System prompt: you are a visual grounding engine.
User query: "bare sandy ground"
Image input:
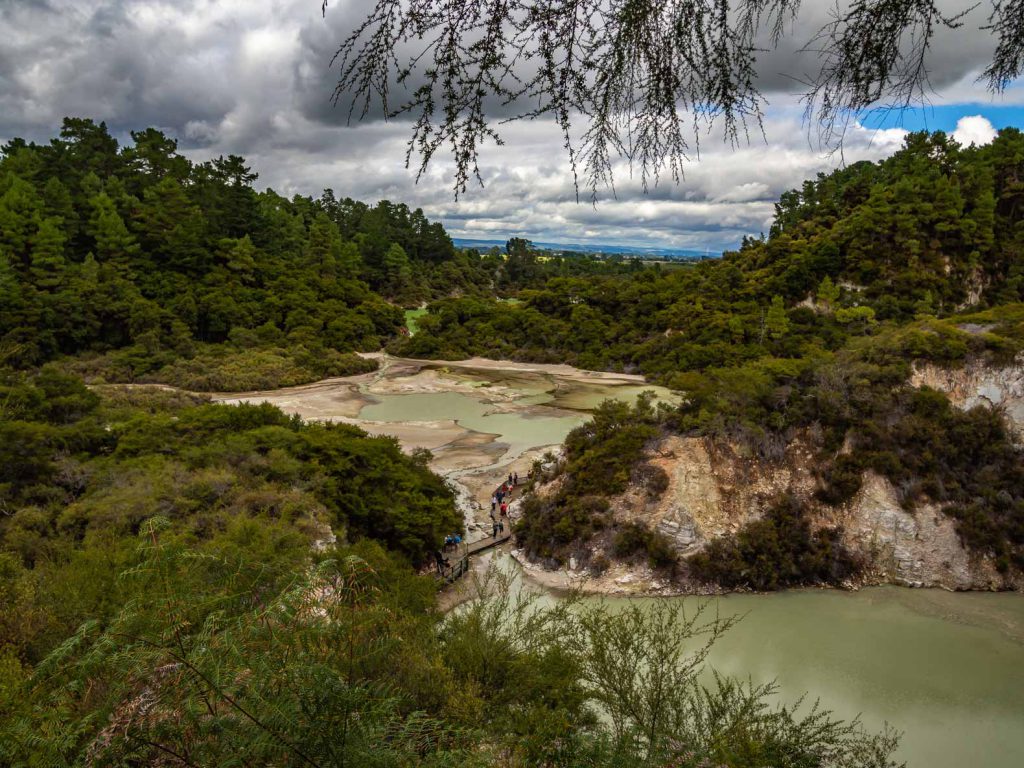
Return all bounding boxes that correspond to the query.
[215,376,377,420]
[213,353,659,473]
[361,352,653,383]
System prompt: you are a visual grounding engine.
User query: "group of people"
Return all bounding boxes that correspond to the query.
[489,471,520,538]
[434,533,464,575]
[433,470,524,576]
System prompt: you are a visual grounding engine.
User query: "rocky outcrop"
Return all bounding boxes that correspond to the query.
[608,436,814,557]
[835,472,1003,590]
[519,358,1024,595]
[911,358,1024,438]
[593,435,1014,592]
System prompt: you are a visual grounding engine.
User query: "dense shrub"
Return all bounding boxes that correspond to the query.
[516,396,661,564]
[151,346,377,391]
[612,522,678,569]
[688,496,861,590]
[0,371,460,569]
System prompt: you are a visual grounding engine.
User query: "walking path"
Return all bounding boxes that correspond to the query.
[439,530,513,584]
[438,476,520,584]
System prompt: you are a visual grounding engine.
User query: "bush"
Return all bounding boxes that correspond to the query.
[612,522,678,570]
[688,495,861,590]
[149,347,377,391]
[516,396,661,564]
[631,462,670,497]
[816,454,864,505]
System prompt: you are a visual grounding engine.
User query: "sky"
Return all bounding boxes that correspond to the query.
[1,0,1022,253]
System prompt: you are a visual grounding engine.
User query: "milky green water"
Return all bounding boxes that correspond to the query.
[645,588,1024,768]
[496,560,1024,768]
[360,390,586,458]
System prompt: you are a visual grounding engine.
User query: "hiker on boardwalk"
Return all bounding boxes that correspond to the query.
[492,519,500,538]
[500,501,508,517]
[434,550,449,575]
[508,473,513,486]
[491,493,497,513]
[513,471,519,487]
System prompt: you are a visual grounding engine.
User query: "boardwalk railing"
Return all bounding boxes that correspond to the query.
[438,529,513,584]
[437,477,520,584]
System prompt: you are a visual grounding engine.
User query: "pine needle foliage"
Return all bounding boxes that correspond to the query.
[325,1,1022,198]
[2,544,903,767]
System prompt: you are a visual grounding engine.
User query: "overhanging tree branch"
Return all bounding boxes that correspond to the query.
[321,1,1020,199]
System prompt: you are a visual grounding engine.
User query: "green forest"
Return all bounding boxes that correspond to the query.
[7,119,1024,765]
[0,119,497,390]
[0,122,636,392]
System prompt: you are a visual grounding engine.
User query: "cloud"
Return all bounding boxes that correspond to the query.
[0,1,1010,251]
[953,115,998,146]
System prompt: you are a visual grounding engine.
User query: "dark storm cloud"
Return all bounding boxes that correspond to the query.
[0,0,1011,251]
[747,0,1000,96]
[302,0,1004,125]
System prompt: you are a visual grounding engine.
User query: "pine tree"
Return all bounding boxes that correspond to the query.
[41,177,75,225]
[914,290,936,318]
[383,243,412,294]
[0,176,43,270]
[88,192,139,270]
[137,177,206,273]
[29,217,66,289]
[123,127,190,194]
[728,315,745,343]
[79,170,103,201]
[766,295,790,340]
[80,252,100,285]
[224,235,257,278]
[337,241,362,279]
[305,213,342,277]
[0,251,19,311]
[816,275,840,311]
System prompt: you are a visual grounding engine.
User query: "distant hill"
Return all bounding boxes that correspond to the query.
[452,237,718,260]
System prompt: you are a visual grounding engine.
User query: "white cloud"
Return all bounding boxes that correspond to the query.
[953,115,998,146]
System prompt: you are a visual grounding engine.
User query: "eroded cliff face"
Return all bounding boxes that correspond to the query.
[519,359,1024,594]
[599,435,1012,592]
[911,358,1024,438]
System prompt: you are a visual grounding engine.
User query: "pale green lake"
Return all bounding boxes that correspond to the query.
[490,558,1024,768]
[642,588,1024,768]
[360,391,586,458]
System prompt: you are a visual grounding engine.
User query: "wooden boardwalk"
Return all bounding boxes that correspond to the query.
[439,530,512,584]
[438,477,519,584]
[466,530,512,556]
